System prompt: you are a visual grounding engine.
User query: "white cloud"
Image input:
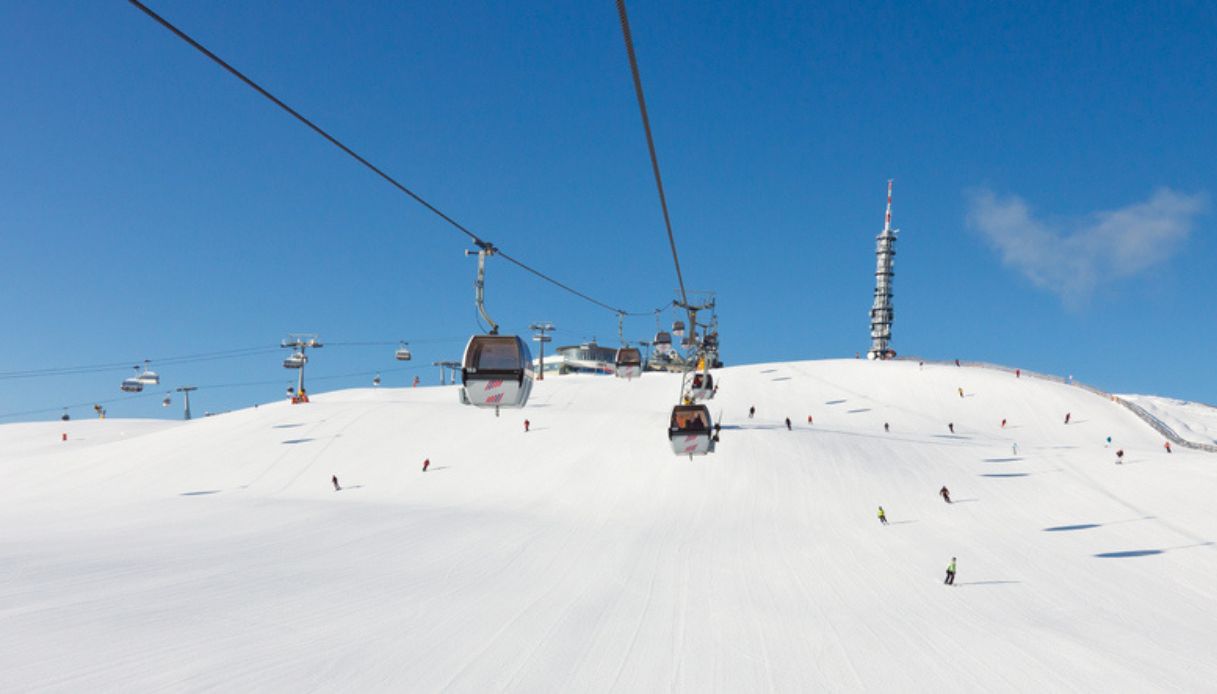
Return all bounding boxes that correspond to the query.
[966,188,1208,306]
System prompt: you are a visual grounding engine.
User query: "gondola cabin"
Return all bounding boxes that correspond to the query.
[653,331,672,354]
[672,320,685,337]
[395,344,412,361]
[614,347,643,380]
[120,377,143,393]
[688,372,715,400]
[136,368,160,385]
[460,334,534,410]
[669,404,715,456]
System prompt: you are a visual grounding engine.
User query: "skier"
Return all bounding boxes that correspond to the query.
[940,486,952,503]
[954,359,961,367]
[944,557,957,585]
[878,506,888,525]
[884,422,890,433]
[1001,418,1007,428]
[1164,441,1172,454]
[524,419,530,433]
[1015,368,1021,378]
[413,376,420,387]
[749,406,756,419]
[331,475,341,492]
[958,387,964,398]
[785,417,792,431]
[1115,449,1124,464]
[1106,435,1112,448]
[807,415,814,424]
[948,422,955,434]
[1012,441,1019,455]
[919,361,924,370]
[422,458,431,472]
[1064,412,1071,425]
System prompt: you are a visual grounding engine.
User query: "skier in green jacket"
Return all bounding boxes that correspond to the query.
[878,506,888,525]
[944,557,957,585]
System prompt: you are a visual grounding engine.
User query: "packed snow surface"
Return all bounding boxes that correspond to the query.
[3,359,1216,692]
[1121,393,1217,447]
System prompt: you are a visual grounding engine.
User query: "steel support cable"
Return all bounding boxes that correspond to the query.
[614,0,689,310]
[128,0,656,318]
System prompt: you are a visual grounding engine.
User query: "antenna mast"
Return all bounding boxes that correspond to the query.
[867,180,898,360]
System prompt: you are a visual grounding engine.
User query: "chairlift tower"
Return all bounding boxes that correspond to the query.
[175,386,197,420]
[867,180,898,360]
[530,322,555,380]
[281,333,322,402]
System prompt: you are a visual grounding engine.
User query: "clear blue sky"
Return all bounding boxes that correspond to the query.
[2,1,1214,421]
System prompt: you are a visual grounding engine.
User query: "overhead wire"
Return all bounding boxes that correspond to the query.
[127,0,657,319]
[614,0,690,310]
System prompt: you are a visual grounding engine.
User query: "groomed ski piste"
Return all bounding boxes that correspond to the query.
[3,359,1216,692]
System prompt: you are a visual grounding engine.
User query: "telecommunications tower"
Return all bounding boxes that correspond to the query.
[867,180,898,359]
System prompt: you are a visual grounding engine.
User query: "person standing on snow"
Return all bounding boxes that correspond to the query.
[945,557,957,585]
[940,486,952,503]
[1001,418,1007,428]
[332,475,341,492]
[1115,449,1124,464]
[1164,441,1172,454]
[1106,436,1112,448]
[948,423,955,434]
[807,415,814,424]
[884,422,890,433]
[749,406,756,419]
[878,506,888,525]
[524,419,530,433]
[422,458,431,472]
[1064,412,1071,425]
[785,417,792,431]
[958,387,964,398]
[1015,368,1021,378]
[1012,441,1019,455]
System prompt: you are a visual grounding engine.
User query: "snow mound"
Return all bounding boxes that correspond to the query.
[2,359,1216,692]
[1120,393,1217,447]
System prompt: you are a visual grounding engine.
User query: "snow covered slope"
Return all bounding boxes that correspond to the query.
[1120,393,1217,447]
[2,360,1216,692]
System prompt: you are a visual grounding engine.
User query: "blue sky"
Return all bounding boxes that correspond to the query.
[2,0,1214,421]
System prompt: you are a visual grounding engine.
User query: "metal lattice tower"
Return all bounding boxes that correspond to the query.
[867,180,899,359]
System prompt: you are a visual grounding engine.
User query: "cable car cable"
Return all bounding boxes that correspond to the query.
[614,0,689,310]
[128,0,657,318]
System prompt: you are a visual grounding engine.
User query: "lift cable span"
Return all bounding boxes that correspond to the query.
[128,0,660,319]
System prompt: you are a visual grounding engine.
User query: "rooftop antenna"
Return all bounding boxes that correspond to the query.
[867,180,898,360]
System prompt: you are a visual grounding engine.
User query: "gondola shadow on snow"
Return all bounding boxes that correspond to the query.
[933,434,973,440]
[720,424,784,431]
[1044,516,1154,532]
[1095,542,1214,559]
[824,399,847,405]
[281,438,316,445]
[180,490,222,496]
[846,408,872,414]
[272,423,306,429]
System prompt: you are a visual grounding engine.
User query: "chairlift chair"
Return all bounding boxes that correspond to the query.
[395,342,412,361]
[460,334,534,411]
[669,404,716,457]
[121,365,144,393]
[136,360,159,385]
[283,351,307,369]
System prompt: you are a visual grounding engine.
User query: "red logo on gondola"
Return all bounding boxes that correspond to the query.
[484,380,503,391]
[485,393,504,404]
